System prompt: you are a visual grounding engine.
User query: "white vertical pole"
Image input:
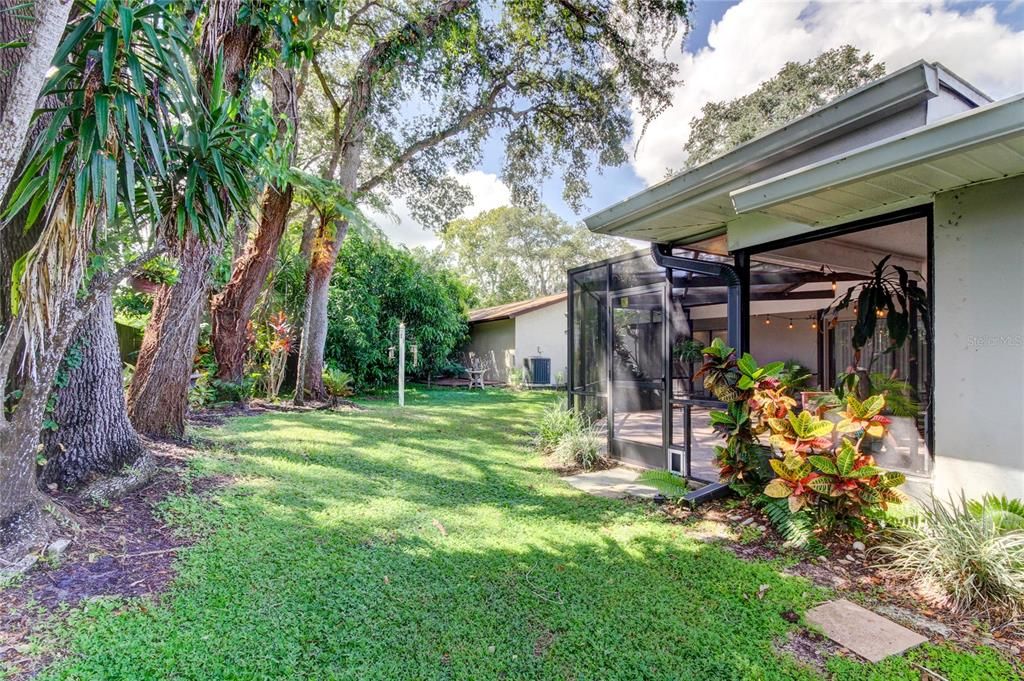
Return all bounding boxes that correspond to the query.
[398,321,406,407]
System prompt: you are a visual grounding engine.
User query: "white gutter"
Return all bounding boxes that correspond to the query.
[730,94,1024,215]
[585,61,940,234]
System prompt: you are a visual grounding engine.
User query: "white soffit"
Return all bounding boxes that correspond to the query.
[730,95,1024,225]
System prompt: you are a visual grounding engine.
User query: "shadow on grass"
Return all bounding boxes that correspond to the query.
[35,390,1014,681]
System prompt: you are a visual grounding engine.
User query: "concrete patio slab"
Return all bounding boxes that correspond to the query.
[561,467,660,499]
[805,599,927,663]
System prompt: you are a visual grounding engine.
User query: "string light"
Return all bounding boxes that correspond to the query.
[764,316,771,325]
[788,320,794,330]
[811,320,818,330]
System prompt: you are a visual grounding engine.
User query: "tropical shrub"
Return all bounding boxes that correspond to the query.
[188,373,216,410]
[875,495,1024,618]
[778,361,813,392]
[262,311,295,400]
[967,495,1024,531]
[694,338,745,402]
[210,378,256,404]
[698,338,908,542]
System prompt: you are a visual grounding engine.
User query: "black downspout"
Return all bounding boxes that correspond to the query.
[650,243,748,353]
[566,270,574,411]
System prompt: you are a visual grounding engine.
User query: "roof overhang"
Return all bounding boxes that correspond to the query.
[584,61,941,243]
[467,291,568,324]
[730,94,1024,225]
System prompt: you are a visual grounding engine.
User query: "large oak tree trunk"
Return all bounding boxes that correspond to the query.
[127,233,212,437]
[0,0,73,200]
[125,0,260,431]
[210,67,297,383]
[41,292,151,493]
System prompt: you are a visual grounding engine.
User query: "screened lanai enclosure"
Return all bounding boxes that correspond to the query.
[567,210,932,485]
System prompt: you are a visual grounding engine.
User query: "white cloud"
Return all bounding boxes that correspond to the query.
[366,170,511,248]
[457,170,513,218]
[632,0,1024,185]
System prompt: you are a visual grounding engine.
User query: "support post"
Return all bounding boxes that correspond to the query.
[399,321,406,407]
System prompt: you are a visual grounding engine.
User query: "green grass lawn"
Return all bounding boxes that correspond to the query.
[32,389,1016,680]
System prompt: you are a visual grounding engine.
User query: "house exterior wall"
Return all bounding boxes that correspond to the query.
[513,300,568,385]
[464,319,515,383]
[933,174,1024,499]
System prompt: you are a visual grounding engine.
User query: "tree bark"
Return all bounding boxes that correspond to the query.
[0,184,98,556]
[294,216,347,402]
[0,0,73,201]
[41,292,150,492]
[125,0,261,430]
[210,66,297,383]
[127,232,212,437]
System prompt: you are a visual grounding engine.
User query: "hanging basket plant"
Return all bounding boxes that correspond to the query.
[824,255,929,353]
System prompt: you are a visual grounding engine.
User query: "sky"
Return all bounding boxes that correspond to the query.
[371,0,1024,248]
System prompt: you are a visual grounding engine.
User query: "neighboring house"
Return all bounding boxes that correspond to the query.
[571,60,1023,500]
[463,292,567,385]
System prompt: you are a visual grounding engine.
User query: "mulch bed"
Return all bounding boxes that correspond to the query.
[187,399,363,427]
[541,454,618,477]
[654,497,1024,669]
[0,437,226,679]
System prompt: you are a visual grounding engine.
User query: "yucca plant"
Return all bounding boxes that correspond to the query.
[0,0,254,550]
[875,495,1024,619]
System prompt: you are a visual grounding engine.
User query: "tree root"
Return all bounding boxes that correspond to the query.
[82,450,157,505]
[0,497,57,569]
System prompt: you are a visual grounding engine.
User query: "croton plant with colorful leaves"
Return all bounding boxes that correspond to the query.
[700,338,907,531]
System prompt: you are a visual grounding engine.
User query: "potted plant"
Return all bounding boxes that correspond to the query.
[823,255,928,379]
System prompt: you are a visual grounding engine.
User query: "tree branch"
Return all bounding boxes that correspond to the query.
[357,79,510,195]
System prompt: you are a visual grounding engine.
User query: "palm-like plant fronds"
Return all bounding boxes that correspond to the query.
[637,470,691,499]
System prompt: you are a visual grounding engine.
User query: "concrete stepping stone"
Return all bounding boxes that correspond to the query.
[805,599,928,662]
[561,467,659,499]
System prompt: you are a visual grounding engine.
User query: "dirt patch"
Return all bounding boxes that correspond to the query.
[0,437,226,679]
[533,629,557,658]
[775,628,844,675]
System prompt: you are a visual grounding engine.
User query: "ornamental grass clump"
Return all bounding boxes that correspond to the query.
[535,402,579,451]
[874,494,1024,620]
[535,401,605,470]
[553,424,604,471]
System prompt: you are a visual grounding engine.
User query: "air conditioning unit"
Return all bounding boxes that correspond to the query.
[525,357,551,385]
